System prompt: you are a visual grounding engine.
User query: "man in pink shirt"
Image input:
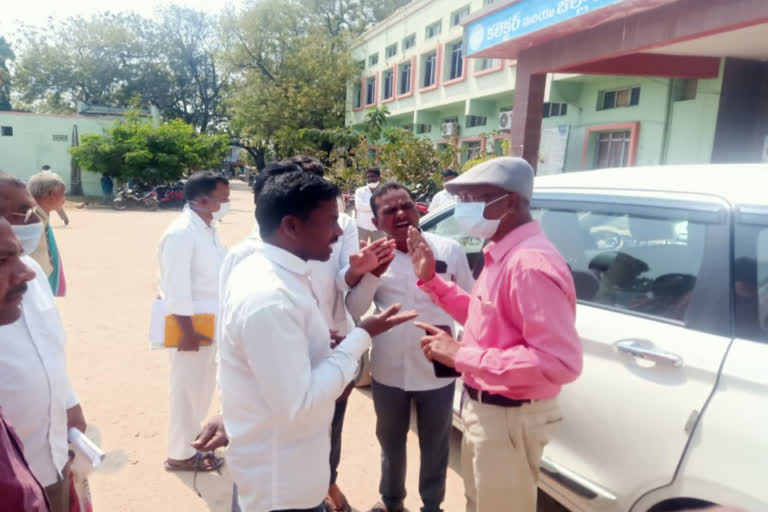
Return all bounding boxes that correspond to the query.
[407,157,583,512]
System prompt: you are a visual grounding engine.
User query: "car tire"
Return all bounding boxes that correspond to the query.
[353,349,372,388]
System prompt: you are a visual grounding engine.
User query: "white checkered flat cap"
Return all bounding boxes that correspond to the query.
[445,157,534,201]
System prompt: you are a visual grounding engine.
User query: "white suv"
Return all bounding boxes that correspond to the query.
[419,164,768,512]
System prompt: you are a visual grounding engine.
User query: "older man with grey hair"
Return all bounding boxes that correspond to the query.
[407,157,583,512]
[28,170,67,296]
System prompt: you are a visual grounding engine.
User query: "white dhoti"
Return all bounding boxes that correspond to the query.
[167,346,217,460]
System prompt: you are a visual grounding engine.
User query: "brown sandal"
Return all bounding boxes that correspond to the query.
[164,452,223,472]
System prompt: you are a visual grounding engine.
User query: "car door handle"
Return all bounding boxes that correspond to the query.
[615,339,684,368]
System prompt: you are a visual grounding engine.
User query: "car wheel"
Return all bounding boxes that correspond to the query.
[353,349,372,387]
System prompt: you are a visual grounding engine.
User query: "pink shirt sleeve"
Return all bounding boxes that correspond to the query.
[454,267,583,389]
[417,273,472,325]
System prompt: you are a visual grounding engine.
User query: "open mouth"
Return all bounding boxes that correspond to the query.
[394,220,410,231]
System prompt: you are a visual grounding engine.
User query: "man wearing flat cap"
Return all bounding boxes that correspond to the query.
[406,157,583,512]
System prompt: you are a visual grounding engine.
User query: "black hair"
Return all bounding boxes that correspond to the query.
[366,167,381,176]
[41,165,51,171]
[184,171,229,202]
[257,171,340,238]
[290,155,325,177]
[370,182,413,217]
[442,169,459,179]
[252,161,303,203]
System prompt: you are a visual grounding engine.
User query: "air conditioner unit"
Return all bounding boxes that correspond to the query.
[441,121,458,137]
[498,110,512,131]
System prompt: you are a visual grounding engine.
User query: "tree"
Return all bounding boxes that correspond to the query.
[69,113,229,185]
[378,128,443,196]
[13,9,229,131]
[0,36,15,111]
[301,0,413,36]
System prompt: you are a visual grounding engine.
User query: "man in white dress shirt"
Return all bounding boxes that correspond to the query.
[159,171,229,473]
[219,171,415,512]
[346,182,474,512]
[427,169,458,213]
[0,172,87,512]
[354,168,385,243]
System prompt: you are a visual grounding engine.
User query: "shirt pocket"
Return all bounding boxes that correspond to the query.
[466,298,499,341]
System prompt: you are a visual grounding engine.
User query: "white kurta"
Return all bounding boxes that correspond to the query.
[0,256,78,486]
[157,206,225,460]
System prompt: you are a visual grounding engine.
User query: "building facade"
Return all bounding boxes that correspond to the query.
[347,0,767,173]
[0,104,159,196]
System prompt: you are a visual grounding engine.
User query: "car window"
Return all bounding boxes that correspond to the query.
[734,221,768,343]
[421,209,485,278]
[536,207,708,323]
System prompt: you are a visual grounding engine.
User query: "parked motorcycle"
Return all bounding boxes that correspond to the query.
[113,186,159,211]
[154,181,186,209]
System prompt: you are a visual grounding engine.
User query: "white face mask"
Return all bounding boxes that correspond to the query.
[211,200,231,220]
[454,194,508,239]
[368,181,380,190]
[12,223,44,255]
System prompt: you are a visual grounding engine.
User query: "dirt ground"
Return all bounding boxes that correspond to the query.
[53,180,469,512]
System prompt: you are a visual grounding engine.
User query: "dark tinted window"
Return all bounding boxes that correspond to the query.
[535,207,708,323]
[734,221,768,343]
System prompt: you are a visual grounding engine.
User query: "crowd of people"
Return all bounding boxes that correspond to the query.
[155,155,583,512]
[0,158,742,512]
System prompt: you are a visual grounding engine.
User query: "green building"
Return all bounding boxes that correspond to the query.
[0,104,158,195]
[347,0,764,173]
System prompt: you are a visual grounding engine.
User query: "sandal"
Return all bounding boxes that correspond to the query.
[164,452,224,472]
[324,495,352,512]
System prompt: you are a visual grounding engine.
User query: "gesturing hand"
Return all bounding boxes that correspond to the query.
[407,226,436,282]
[191,414,229,451]
[349,238,396,275]
[360,304,418,338]
[416,321,460,368]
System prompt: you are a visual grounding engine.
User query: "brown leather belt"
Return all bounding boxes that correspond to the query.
[464,385,531,408]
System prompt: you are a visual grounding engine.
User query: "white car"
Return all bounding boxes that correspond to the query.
[418,164,768,512]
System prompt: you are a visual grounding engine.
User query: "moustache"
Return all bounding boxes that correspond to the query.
[4,282,28,302]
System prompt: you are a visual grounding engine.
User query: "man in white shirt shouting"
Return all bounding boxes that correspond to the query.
[346,182,474,512]
[0,172,87,512]
[159,171,230,473]
[354,168,385,243]
[219,171,416,512]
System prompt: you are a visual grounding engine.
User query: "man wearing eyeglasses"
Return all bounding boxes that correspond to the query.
[0,172,86,512]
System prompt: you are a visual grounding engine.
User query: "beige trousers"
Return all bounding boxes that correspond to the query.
[461,396,562,512]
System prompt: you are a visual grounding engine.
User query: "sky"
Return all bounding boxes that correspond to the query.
[1,0,245,38]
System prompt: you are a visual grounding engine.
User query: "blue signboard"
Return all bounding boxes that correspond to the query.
[465,0,625,55]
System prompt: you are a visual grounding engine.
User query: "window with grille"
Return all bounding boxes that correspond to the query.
[365,77,376,105]
[451,6,470,26]
[369,53,379,67]
[403,34,416,50]
[448,41,463,80]
[595,131,631,168]
[477,58,500,72]
[382,70,394,100]
[464,141,483,160]
[465,115,487,128]
[543,102,568,118]
[386,44,398,58]
[354,83,362,108]
[426,21,442,39]
[416,124,432,134]
[598,87,640,110]
[399,63,412,94]
[0,126,12,137]
[422,53,437,88]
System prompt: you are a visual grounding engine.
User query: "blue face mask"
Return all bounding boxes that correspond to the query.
[453,194,508,239]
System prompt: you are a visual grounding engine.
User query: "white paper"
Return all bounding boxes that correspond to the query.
[68,428,105,468]
[149,299,218,350]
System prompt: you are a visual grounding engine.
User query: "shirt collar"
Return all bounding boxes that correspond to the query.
[484,220,542,263]
[183,204,212,230]
[261,242,311,277]
[33,205,49,223]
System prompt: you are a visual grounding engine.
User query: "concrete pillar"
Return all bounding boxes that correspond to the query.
[509,57,546,172]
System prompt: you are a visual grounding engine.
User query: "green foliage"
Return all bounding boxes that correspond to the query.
[0,36,14,110]
[13,9,228,131]
[378,129,442,193]
[461,135,509,171]
[69,113,229,184]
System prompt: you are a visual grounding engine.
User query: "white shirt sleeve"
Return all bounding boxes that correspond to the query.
[235,300,370,423]
[335,217,360,293]
[355,188,371,217]
[160,231,195,316]
[345,273,380,321]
